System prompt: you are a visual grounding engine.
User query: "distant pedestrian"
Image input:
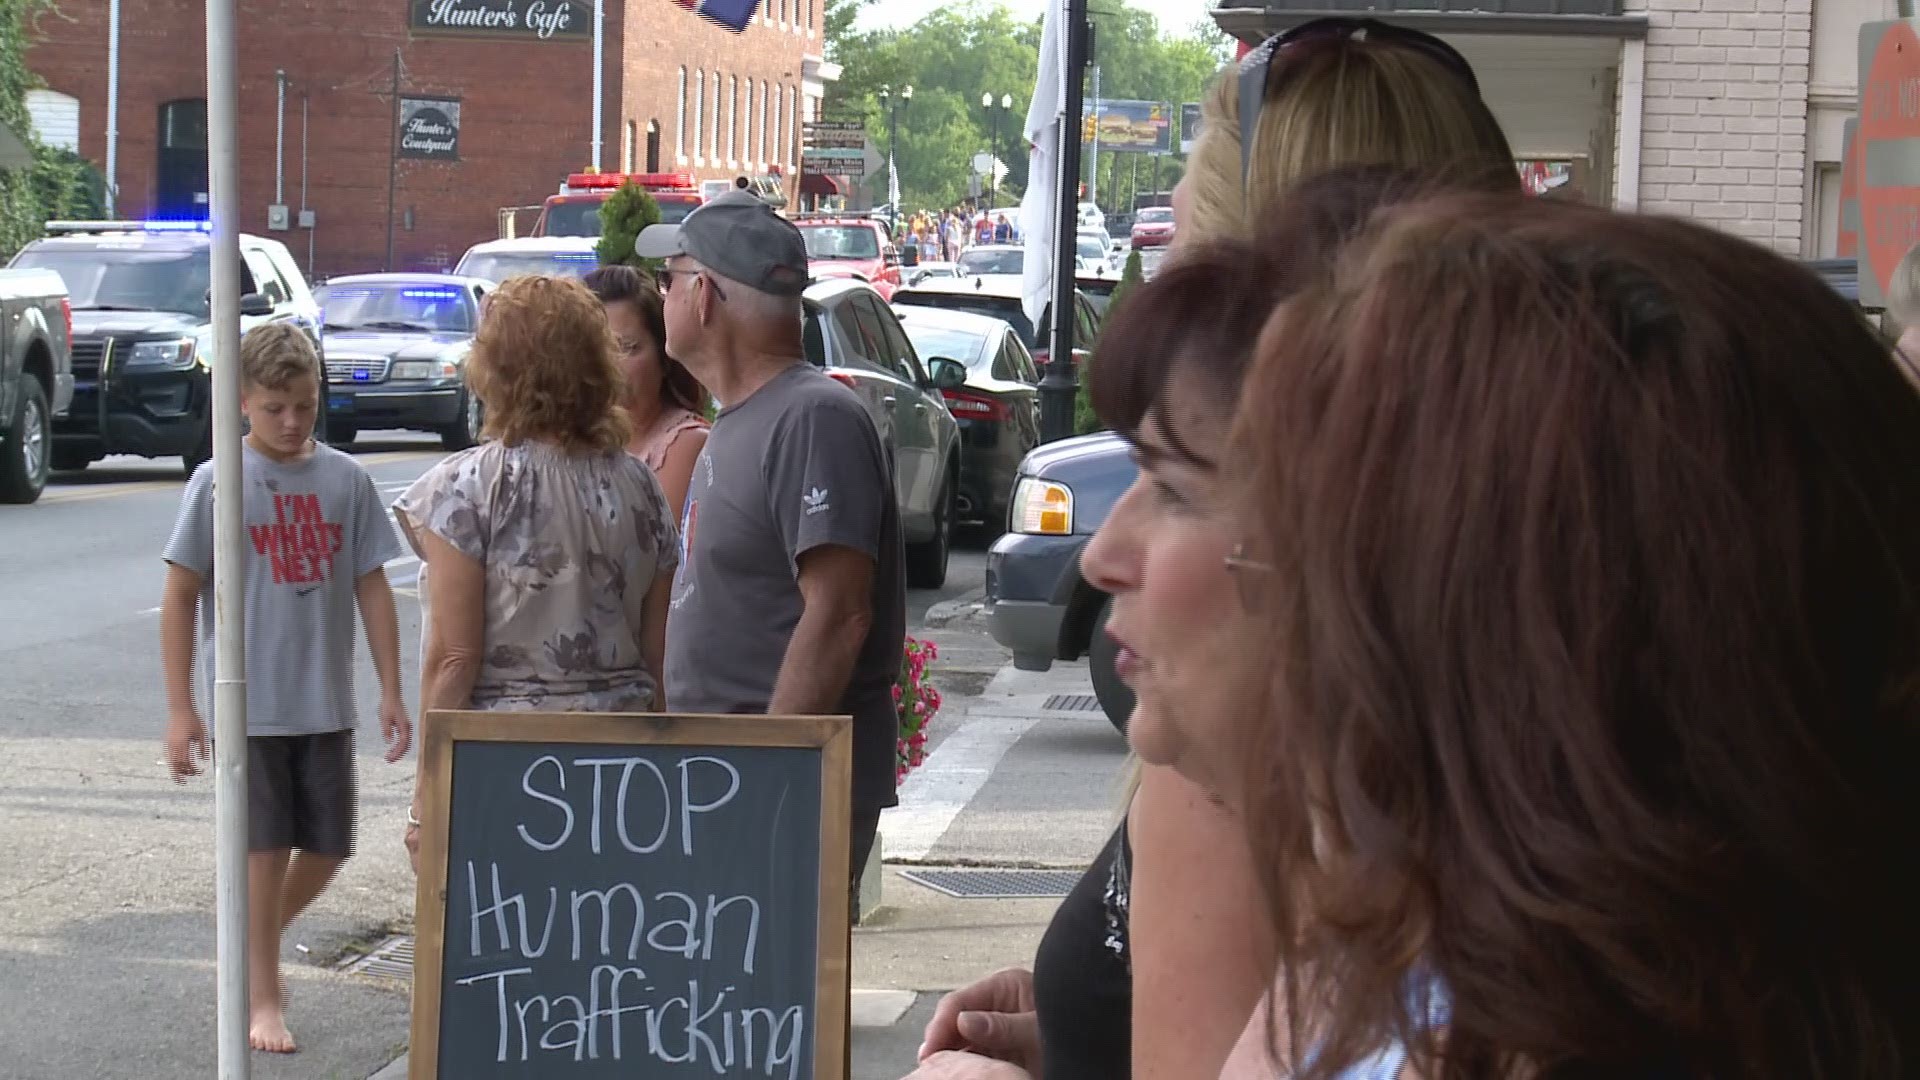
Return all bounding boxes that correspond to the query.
[636,190,905,912]
[160,321,411,1054]
[994,213,1014,244]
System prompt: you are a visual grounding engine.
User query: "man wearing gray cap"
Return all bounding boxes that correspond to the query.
[639,190,904,909]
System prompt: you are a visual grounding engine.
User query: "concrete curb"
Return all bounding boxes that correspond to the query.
[923,588,988,629]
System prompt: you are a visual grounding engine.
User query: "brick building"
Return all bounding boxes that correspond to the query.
[24,0,831,280]
[1214,0,1897,259]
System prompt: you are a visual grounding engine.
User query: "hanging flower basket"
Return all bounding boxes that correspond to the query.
[894,635,942,784]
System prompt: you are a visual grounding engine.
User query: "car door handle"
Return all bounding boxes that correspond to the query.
[883,395,897,406]
[913,401,927,410]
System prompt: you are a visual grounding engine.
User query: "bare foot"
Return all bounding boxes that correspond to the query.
[249,1004,297,1053]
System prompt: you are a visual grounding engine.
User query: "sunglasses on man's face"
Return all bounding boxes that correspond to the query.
[1237,17,1481,189]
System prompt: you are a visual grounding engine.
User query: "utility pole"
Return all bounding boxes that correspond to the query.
[1041,0,1089,443]
[1087,63,1100,210]
[384,48,400,272]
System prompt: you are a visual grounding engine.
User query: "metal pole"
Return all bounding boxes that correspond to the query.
[274,70,285,206]
[591,0,603,170]
[203,0,250,1067]
[105,0,120,216]
[1041,0,1088,443]
[1087,64,1099,210]
[302,92,314,278]
[987,107,998,211]
[385,48,399,272]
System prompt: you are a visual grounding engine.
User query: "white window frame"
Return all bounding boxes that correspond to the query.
[676,68,688,162]
[692,69,705,164]
[727,76,738,166]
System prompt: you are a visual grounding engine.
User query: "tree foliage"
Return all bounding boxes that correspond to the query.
[0,0,106,259]
[825,0,1226,213]
[594,181,663,270]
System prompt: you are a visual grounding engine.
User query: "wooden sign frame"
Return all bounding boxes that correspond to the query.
[408,710,853,1079]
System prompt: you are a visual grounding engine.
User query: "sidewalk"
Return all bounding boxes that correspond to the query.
[365,658,1122,1079]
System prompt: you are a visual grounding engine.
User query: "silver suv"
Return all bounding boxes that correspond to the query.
[802,277,966,588]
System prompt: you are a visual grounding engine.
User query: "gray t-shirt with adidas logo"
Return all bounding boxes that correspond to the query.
[664,362,905,812]
[163,441,404,736]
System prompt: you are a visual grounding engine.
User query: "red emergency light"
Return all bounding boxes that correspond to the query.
[565,171,697,191]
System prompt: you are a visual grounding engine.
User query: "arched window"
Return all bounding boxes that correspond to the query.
[624,118,638,173]
[676,69,688,161]
[692,69,704,162]
[727,76,738,164]
[155,98,208,217]
[646,119,662,173]
[710,73,722,162]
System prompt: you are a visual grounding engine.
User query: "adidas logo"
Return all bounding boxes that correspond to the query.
[803,486,829,515]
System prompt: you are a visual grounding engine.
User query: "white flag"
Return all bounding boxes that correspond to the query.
[888,153,901,221]
[1020,0,1067,332]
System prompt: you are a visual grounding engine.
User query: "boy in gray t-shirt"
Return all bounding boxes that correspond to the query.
[159,323,409,1055]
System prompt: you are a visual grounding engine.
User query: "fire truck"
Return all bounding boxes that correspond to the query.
[501,171,708,240]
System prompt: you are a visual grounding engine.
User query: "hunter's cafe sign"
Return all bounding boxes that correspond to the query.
[409,0,589,40]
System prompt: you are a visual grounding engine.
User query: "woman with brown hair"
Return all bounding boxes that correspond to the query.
[1119,197,1920,1076]
[394,275,680,864]
[582,264,710,518]
[912,20,1520,1080]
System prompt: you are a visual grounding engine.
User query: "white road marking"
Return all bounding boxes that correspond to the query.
[881,704,1039,860]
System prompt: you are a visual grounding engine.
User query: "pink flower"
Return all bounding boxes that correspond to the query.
[892,684,904,704]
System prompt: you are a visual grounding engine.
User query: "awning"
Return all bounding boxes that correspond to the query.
[801,172,843,197]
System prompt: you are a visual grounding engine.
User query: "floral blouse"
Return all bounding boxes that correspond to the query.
[393,440,680,713]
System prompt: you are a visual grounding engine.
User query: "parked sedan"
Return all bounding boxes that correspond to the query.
[892,275,1104,373]
[802,277,966,588]
[452,237,599,283]
[893,305,1041,532]
[314,274,490,448]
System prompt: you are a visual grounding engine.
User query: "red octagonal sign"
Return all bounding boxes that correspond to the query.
[1860,20,1920,304]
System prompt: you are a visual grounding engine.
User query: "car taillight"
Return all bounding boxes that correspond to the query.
[827,371,859,391]
[941,389,1007,421]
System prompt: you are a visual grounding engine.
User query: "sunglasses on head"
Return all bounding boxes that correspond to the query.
[1237,17,1482,189]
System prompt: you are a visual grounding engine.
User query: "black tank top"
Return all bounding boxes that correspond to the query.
[1032,818,1133,1080]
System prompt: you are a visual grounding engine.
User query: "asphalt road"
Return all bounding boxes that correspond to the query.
[2,433,1118,1080]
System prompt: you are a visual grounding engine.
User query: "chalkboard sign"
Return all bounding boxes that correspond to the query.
[410,711,852,1079]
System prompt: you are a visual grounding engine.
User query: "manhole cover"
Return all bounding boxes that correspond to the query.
[899,868,1084,898]
[337,934,413,983]
[1043,693,1101,712]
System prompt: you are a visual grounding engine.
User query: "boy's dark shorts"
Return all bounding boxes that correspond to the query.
[248,731,355,856]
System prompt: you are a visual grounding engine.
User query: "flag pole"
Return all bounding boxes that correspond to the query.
[1040,0,1088,442]
[204,0,251,1067]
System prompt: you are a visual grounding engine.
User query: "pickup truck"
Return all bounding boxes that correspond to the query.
[0,267,73,503]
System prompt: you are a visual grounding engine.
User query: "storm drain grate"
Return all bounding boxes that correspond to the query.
[899,868,1084,899]
[337,934,413,983]
[1042,693,1102,713]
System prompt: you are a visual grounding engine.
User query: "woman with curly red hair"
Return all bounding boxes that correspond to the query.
[393,274,681,866]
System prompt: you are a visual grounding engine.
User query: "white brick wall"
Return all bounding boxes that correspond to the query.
[1625,0,1813,253]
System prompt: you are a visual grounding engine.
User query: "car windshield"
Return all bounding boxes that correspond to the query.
[15,248,212,316]
[1076,236,1107,261]
[900,324,989,374]
[541,194,698,238]
[895,293,1036,347]
[801,225,881,261]
[454,250,598,283]
[316,282,471,334]
[957,249,1023,276]
[1136,207,1173,223]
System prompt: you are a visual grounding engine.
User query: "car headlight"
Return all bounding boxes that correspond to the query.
[390,359,460,381]
[125,338,197,369]
[1010,477,1073,535]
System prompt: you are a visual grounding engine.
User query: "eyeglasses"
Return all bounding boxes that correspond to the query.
[660,267,727,302]
[1237,17,1481,189]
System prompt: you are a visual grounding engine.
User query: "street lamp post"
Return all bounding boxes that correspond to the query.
[880,84,913,214]
[981,92,1012,210]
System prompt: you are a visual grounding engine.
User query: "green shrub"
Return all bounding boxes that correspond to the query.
[0,2,108,259]
[593,181,663,271]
